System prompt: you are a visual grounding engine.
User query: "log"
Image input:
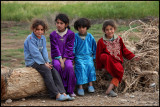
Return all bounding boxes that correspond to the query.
[1,65,47,100]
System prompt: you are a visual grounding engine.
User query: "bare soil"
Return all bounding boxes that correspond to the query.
[1,90,159,106]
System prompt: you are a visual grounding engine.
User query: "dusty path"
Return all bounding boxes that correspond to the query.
[1,90,159,106]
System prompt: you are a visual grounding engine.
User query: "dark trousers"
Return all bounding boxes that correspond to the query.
[31,63,66,98]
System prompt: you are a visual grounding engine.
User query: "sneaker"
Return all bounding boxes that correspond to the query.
[66,95,75,101]
[77,88,84,96]
[70,92,76,97]
[56,94,68,101]
[88,86,95,93]
[107,90,117,97]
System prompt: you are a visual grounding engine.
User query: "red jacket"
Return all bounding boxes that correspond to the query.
[96,36,135,70]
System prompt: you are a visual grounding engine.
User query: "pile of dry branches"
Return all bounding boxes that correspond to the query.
[95,19,159,93]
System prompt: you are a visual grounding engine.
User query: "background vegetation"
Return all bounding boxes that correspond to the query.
[1,1,159,21]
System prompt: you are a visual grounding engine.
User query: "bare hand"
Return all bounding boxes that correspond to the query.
[62,58,66,63]
[60,62,65,70]
[134,55,140,61]
[45,62,53,69]
[59,58,65,70]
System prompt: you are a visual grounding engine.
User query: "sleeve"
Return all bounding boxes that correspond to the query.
[42,37,50,63]
[63,32,75,59]
[73,35,76,55]
[28,39,45,65]
[55,56,62,59]
[96,39,103,70]
[120,37,135,60]
[92,36,97,59]
[50,33,61,59]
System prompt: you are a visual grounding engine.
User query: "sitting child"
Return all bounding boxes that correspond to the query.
[73,18,97,96]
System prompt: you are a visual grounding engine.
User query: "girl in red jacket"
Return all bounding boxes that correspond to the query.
[96,20,140,97]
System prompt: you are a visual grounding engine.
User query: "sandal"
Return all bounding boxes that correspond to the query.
[107,90,117,97]
[70,92,76,97]
[77,88,84,96]
[56,94,68,101]
[67,95,75,101]
[88,86,95,93]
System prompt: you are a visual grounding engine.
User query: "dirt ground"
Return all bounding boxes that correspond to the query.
[1,19,159,106]
[1,90,159,106]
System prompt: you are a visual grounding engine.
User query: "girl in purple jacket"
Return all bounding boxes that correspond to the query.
[50,13,76,97]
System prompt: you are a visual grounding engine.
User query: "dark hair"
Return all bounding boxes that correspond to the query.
[74,18,91,31]
[102,20,117,31]
[31,19,48,33]
[55,13,70,29]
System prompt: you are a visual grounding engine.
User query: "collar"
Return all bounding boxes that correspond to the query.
[103,34,118,41]
[32,32,43,40]
[56,28,68,37]
[78,32,87,36]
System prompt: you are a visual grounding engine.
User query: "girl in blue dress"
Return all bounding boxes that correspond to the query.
[73,18,97,96]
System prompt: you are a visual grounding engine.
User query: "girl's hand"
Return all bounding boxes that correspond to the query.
[60,62,65,70]
[45,62,53,69]
[63,58,66,63]
[134,55,140,61]
[59,58,65,70]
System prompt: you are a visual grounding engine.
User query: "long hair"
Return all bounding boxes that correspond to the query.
[55,13,70,29]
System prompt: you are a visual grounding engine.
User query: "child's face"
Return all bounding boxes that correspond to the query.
[104,25,115,39]
[56,19,68,32]
[78,27,87,35]
[33,25,44,37]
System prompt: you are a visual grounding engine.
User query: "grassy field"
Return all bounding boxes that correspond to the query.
[1,1,159,21]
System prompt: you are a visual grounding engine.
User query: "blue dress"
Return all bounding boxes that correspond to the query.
[73,32,97,85]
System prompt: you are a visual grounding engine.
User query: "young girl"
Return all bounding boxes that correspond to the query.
[24,19,74,101]
[96,20,140,97]
[73,18,97,96]
[50,14,76,97]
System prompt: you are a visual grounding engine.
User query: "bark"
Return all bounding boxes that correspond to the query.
[1,65,47,100]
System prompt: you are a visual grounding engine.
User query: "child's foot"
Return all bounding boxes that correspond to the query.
[66,95,75,101]
[77,88,84,96]
[56,94,68,101]
[106,90,117,97]
[62,93,67,96]
[88,86,95,93]
[70,92,76,97]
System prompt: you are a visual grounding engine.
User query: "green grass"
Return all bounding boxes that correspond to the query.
[1,48,24,58]
[1,1,159,21]
[117,24,139,32]
[1,26,31,39]
[1,2,62,21]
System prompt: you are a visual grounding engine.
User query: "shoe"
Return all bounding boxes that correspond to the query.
[77,88,84,96]
[56,94,68,101]
[88,86,95,93]
[66,95,75,101]
[107,90,118,97]
[70,92,76,97]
